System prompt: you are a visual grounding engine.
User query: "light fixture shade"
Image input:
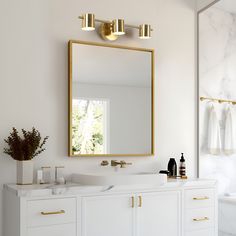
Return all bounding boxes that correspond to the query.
[82,13,95,31]
[112,19,125,35]
[139,24,151,39]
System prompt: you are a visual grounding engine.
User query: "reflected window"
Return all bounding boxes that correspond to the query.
[72,99,108,155]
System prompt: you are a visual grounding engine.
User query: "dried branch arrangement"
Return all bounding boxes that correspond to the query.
[4,127,49,161]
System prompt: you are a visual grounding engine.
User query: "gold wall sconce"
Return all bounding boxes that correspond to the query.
[79,13,153,41]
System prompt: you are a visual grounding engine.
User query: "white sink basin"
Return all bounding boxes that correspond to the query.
[71,172,167,186]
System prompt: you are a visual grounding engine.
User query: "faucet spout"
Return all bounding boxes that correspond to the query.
[111,160,132,168]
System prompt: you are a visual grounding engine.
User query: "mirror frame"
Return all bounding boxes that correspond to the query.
[68,40,155,157]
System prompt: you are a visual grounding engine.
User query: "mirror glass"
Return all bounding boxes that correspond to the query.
[69,41,154,156]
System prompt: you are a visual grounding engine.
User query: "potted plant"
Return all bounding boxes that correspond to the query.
[4,127,49,185]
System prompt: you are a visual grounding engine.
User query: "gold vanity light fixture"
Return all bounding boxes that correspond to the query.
[81,13,95,31]
[78,13,153,41]
[139,24,151,39]
[112,19,125,35]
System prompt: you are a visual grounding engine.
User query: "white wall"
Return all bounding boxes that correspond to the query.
[197,0,220,11]
[0,0,196,234]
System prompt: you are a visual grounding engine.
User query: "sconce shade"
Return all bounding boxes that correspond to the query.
[139,24,151,39]
[82,13,95,31]
[112,19,125,35]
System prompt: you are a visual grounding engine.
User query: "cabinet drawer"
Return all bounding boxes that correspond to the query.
[185,189,215,209]
[185,208,215,231]
[185,228,215,236]
[28,223,76,236]
[27,198,76,227]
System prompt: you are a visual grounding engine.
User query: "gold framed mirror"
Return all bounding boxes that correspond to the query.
[68,40,154,157]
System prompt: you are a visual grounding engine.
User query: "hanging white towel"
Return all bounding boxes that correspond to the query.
[224,107,236,155]
[208,105,221,155]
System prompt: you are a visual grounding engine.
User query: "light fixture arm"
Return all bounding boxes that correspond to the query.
[79,16,110,24]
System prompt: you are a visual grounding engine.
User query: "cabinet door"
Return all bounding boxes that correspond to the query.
[27,223,76,236]
[136,191,181,236]
[185,228,215,236]
[81,194,135,236]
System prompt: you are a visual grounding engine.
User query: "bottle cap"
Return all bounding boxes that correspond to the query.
[180,153,185,162]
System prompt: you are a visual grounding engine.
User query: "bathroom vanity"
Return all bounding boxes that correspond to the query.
[3,179,217,236]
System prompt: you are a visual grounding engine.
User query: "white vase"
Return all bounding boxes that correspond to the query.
[16,160,33,185]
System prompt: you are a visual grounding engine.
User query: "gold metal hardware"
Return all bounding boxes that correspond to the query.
[100,160,109,166]
[139,24,151,39]
[168,175,188,179]
[193,217,209,222]
[131,196,135,208]
[81,13,95,31]
[111,160,132,168]
[41,210,65,215]
[99,23,118,41]
[112,19,125,36]
[138,196,142,207]
[68,40,155,157]
[78,14,153,41]
[193,196,209,200]
[200,96,236,105]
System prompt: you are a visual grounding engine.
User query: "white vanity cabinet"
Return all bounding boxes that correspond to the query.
[184,188,217,236]
[136,191,181,236]
[3,191,77,236]
[80,191,181,236]
[3,180,217,236]
[80,193,135,236]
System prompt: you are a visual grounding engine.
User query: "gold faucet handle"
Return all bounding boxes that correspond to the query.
[100,160,109,166]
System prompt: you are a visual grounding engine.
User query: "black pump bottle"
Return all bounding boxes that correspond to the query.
[167,158,177,177]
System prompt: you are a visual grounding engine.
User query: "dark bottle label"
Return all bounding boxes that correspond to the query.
[179,166,186,176]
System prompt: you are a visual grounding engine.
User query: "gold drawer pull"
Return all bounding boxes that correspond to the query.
[193,217,209,222]
[193,196,209,200]
[138,196,142,208]
[131,196,135,208]
[41,210,65,215]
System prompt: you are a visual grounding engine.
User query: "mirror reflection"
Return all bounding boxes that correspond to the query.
[69,41,154,156]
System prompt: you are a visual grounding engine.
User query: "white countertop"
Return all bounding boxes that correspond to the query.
[4,178,217,197]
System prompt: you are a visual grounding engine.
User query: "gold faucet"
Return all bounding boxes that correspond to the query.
[111,160,132,168]
[100,160,109,166]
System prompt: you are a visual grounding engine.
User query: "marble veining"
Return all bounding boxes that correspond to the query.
[199,5,236,194]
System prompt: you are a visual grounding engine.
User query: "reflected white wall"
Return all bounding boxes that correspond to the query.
[73,82,151,154]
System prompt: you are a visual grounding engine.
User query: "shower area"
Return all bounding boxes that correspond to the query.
[198,0,236,235]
